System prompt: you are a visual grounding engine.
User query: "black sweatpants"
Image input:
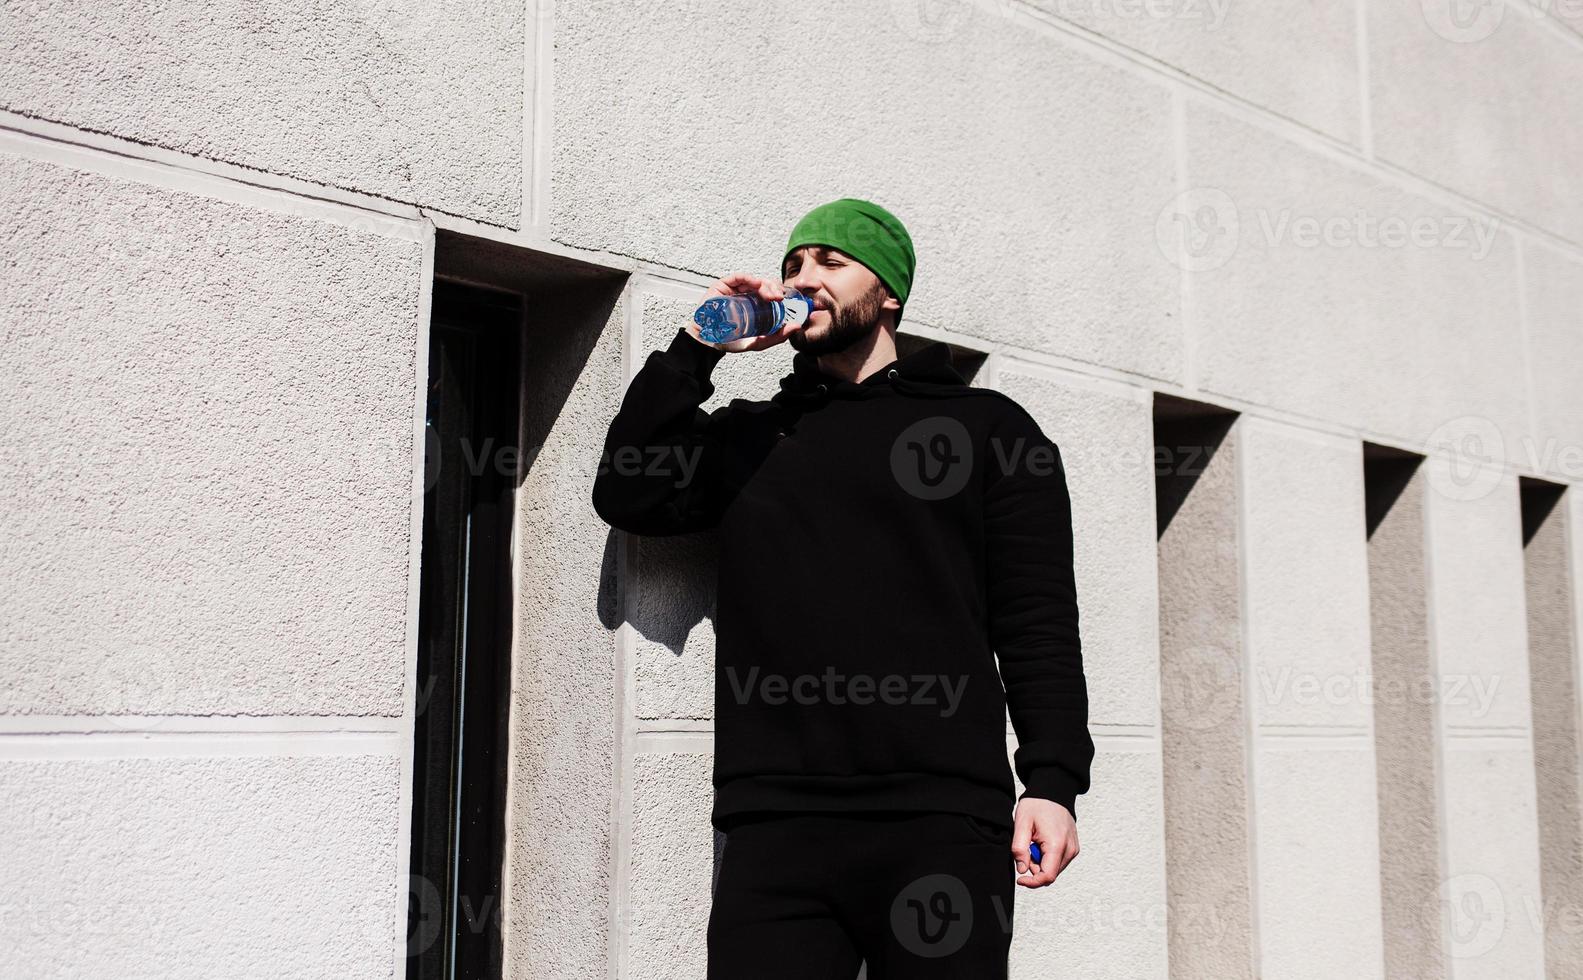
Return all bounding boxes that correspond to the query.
[707,810,1016,979]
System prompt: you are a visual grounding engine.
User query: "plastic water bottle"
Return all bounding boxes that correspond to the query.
[694,287,813,345]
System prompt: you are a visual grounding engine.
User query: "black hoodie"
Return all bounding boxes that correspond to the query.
[593,327,1093,833]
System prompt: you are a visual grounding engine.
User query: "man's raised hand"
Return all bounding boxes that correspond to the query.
[687,273,803,354]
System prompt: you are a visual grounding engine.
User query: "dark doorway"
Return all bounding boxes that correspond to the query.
[408,279,521,980]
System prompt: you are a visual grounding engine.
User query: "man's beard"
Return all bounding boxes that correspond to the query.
[788,282,889,356]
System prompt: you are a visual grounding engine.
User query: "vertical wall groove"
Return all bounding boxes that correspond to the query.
[1364,446,1444,980]
[1522,479,1582,980]
[1155,397,1252,979]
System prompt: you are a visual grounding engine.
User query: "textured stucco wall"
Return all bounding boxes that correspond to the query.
[0,0,526,224]
[3,0,1583,977]
[0,133,425,976]
[2,752,403,979]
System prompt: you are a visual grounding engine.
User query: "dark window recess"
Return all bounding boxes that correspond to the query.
[408,280,521,980]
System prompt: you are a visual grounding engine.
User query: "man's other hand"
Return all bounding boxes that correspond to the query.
[1012,797,1078,888]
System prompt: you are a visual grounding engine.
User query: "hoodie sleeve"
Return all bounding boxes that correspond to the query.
[982,405,1094,821]
[591,327,734,536]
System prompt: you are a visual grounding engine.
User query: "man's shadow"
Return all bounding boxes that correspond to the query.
[597,528,718,654]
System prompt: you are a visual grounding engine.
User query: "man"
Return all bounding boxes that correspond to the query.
[592,198,1093,978]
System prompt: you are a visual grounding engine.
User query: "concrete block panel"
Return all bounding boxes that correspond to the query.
[1440,739,1547,980]
[1521,244,1583,484]
[0,752,402,979]
[997,367,1161,727]
[1026,0,1362,144]
[1184,104,1525,459]
[1239,420,1374,729]
[0,152,422,719]
[1252,740,1385,980]
[1009,741,1168,977]
[1424,472,1539,976]
[552,1,1180,378]
[1423,462,1531,732]
[1368,1,1583,242]
[0,0,524,224]
[626,749,716,980]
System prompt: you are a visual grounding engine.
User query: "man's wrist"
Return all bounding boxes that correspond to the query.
[662,326,728,376]
[1018,795,1076,821]
[1019,769,1081,821]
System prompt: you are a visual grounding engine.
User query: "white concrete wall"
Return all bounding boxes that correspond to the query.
[3,0,1582,977]
[1425,462,1548,979]
[0,134,428,977]
[1239,422,1384,979]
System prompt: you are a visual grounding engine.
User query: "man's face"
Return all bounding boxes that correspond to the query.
[781,246,897,356]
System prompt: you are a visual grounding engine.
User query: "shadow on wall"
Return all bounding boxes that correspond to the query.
[598,528,718,656]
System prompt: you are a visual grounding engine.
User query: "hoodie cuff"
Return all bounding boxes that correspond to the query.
[660,326,728,378]
[1018,768,1081,822]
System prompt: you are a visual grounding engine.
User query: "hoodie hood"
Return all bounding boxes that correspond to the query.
[775,339,966,405]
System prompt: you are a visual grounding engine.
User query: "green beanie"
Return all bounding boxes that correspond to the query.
[783,198,916,321]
